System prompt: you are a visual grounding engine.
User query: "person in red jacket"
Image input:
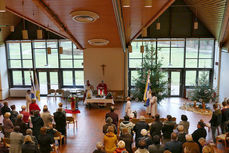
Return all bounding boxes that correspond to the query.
[29,99,40,115]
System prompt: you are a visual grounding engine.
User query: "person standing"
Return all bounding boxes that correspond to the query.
[97,80,108,96]
[125,97,132,117]
[54,108,66,135]
[103,126,117,153]
[26,90,32,112]
[178,115,190,134]
[1,101,11,116]
[105,106,119,127]
[150,114,163,139]
[29,99,40,115]
[9,126,24,153]
[31,110,44,139]
[221,101,229,133]
[209,104,222,143]
[84,80,94,100]
[22,135,38,153]
[192,121,207,143]
[38,127,54,153]
[10,105,18,125]
[150,93,157,117]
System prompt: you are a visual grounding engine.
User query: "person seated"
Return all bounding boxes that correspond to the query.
[1,101,11,116]
[26,129,38,146]
[93,142,106,153]
[162,115,176,144]
[177,125,186,144]
[119,128,133,153]
[54,108,66,135]
[15,114,27,135]
[9,126,24,153]
[134,139,149,153]
[3,112,14,137]
[97,80,108,96]
[148,135,165,153]
[133,116,149,147]
[22,135,39,153]
[38,127,54,153]
[182,135,200,153]
[150,114,163,139]
[20,105,30,122]
[84,80,94,100]
[10,105,18,125]
[31,110,44,139]
[192,121,207,143]
[41,107,52,127]
[179,115,190,134]
[29,99,40,115]
[120,115,135,135]
[105,106,119,127]
[165,132,182,153]
[137,129,153,148]
[103,117,117,134]
[114,140,127,153]
[103,126,117,153]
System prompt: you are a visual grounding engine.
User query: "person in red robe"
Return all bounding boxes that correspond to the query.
[29,99,41,115]
[97,80,108,96]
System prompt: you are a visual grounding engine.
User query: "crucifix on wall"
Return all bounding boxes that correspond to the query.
[100,64,106,76]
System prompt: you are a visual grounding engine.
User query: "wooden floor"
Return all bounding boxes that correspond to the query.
[1,97,226,153]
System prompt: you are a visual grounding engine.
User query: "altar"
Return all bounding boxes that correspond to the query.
[84,96,114,105]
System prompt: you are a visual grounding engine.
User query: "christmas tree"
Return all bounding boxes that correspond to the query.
[131,44,168,103]
[191,71,216,103]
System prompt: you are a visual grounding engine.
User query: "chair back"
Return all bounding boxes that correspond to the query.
[66,116,74,122]
[56,89,64,94]
[48,89,56,94]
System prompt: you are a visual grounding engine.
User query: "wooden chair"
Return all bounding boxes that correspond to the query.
[55,89,64,99]
[47,89,56,102]
[216,132,229,149]
[66,116,77,131]
[3,137,10,148]
[54,131,65,146]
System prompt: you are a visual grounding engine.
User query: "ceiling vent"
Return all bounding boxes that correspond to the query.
[70,11,99,23]
[88,39,109,46]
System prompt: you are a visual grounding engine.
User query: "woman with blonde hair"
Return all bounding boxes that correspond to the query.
[22,135,38,153]
[103,126,117,153]
[3,112,14,137]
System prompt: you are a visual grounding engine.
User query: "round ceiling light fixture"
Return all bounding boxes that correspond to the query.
[88,39,109,46]
[70,11,99,23]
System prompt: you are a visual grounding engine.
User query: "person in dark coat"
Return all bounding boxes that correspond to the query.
[22,135,38,153]
[54,108,66,135]
[26,129,38,146]
[209,104,222,143]
[105,106,119,127]
[165,132,182,153]
[10,105,18,125]
[221,101,229,133]
[38,127,54,153]
[182,134,200,153]
[192,121,207,143]
[148,135,165,153]
[150,114,162,138]
[15,114,27,135]
[1,101,11,116]
[162,115,176,144]
[103,117,117,134]
[119,128,133,153]
[133,116,149,147]
[31,110,44,139]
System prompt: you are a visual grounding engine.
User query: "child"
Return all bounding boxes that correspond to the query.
[125,97,132,117]
[26,90,32,112]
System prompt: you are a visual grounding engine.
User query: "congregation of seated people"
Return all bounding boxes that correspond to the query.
[0,101,67,153]
[93,101,229,153]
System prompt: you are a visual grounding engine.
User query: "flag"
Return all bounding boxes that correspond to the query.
[143,71,151,106]
[34,71,40,101]
[30,72,36,99]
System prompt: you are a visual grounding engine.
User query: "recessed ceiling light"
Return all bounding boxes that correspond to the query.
[88,39,109,46]
[70,11,99,23]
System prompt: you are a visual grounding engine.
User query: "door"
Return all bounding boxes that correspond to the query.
[170,71,181,96]
[49,72,59,90]
[38,72,48,95]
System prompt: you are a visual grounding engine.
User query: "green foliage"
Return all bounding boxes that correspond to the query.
[191,71,216,103]
[132,45,168,103]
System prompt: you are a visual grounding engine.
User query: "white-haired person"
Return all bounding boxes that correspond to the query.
[177,125,186,144]
[182,134,200,153]
[3,112,14,137]
[114,140,127,153]
[22,135,38,153]
[93,142,106,153]
[40,106,52,127]
[19,105,30,125]
[137,129,152,148]
[133,116,149,147]
[26,128,38,146]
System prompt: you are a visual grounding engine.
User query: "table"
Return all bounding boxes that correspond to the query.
[84,97,114,105]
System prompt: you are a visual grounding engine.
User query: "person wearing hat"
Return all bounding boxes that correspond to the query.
[114,140,127,153]
[177,125,186,144]
[29,99,40,115]
[93,142,106,153]
[133,116,149,147]
[182,135,200,153]
[192,121,207,143]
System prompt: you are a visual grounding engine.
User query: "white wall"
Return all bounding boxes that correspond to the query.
[0,44,9,100]
[84,48,124,91]
[219,51,229,102]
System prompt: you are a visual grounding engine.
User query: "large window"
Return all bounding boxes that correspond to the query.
[129,38,215,96]
[7,40,84,89]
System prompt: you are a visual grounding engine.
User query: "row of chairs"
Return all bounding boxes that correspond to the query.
[47,89,64,102]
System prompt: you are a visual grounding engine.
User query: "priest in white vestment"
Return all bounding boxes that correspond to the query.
[150,95,158,117]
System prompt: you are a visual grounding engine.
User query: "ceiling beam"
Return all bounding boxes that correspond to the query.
[6,7,67,39]
[130,0,175,43]
[32,0,83,50]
